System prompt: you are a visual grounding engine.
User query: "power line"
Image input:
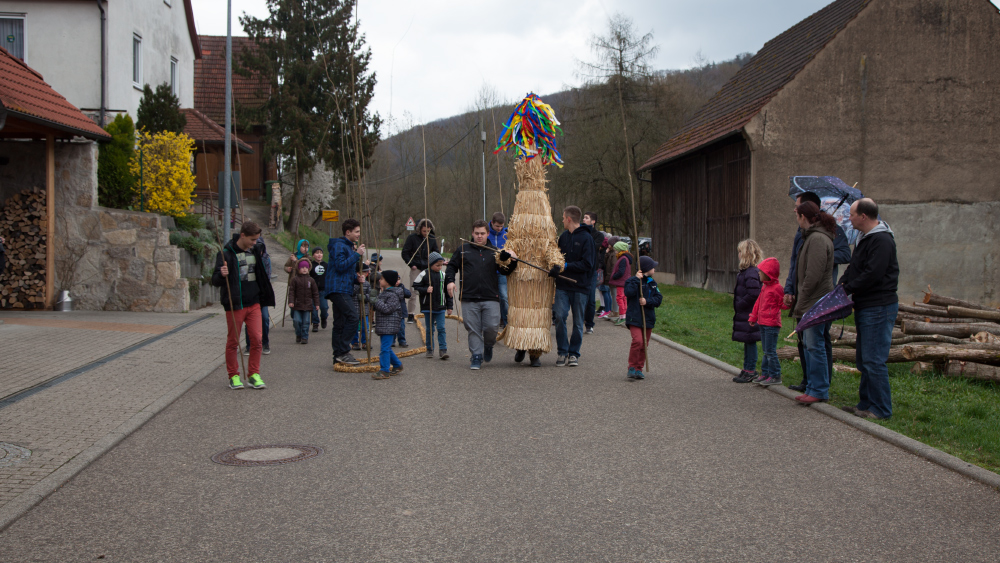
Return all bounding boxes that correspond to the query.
[351,121,481,187]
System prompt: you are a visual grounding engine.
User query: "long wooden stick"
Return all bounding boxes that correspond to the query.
[459,238,578,283]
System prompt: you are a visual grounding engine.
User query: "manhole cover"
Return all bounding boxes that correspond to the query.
[211,445,322,466]
[0,442,30,468]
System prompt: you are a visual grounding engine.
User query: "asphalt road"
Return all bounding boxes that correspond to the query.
[1,249,997,562]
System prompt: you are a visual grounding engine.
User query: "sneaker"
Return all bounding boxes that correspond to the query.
[426,350,434,358]
[760,376,782,386]
[229,375,244,389]
[398,342,408,348]
[247,373,266,389]
[614,318,626,326]
[514,350,526,363]
[372,371,390,380]
[598,311,611,319]
[352,343,361,351]
[301,338,308,345]
[484,347,493,363]
[627,367,638,379]
[296,335,302,344]
[567,355,579,367]
[439,350,449,360]
[585,327,594,334]
[634,370,645,380]
[470,355,482,370]
[407,314,415,324]
[530,355,542,367]
[262,346,271,355]
[312,325,319,333]
[335,354,360,366]
[321,319,327,329]
[732,370,755,383]
[789,383,807,392]
[390,366,404,376]
[752,373,769,384]
[854,409,887,420]
[243,348,250,356]
[556,355,567,367]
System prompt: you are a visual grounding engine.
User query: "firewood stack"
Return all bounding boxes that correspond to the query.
[0,187,47,309]
[777,286,1000,382]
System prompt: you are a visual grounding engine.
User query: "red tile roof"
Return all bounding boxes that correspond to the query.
[639,0,871,171]
[0,47,109,140]
[181,108,253,153]
[194,36,269,125]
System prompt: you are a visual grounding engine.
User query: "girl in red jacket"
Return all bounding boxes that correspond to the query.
[748,257,788,385]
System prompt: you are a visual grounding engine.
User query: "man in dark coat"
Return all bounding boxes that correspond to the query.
[401,218,438,323]
[211,221,276,390]
[581,212,605,334]
[551,206,595,367]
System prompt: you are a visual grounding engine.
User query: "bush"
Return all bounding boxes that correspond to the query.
[173,213,205,232]
[130,130,197,216]
[97,114,138,209]
[136,83,187,134]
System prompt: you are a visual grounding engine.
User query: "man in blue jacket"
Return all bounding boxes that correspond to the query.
[325,218,366,366]
[549,205,595,367]
[487,212,509,327]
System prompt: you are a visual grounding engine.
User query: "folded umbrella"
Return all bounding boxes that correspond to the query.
[792,285,854,336]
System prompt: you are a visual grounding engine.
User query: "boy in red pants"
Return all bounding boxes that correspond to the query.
[623,256,663,380]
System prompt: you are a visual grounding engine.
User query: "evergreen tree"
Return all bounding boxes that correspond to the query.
[241,0,380,235]
[97,114,138,209]
[136,83,187,134]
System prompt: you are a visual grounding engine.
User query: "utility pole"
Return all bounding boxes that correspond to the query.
[481,126,487,220]
[223,0,233,242]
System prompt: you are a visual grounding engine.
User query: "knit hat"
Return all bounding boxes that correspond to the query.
[639,256,658,273]
[297,259,310,269]
[370,253,383,262]
[382,270,399,286]
[427,251,445,267]
[613,241,629,252]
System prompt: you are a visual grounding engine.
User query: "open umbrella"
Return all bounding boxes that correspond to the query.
[792,285,854,336]
[789,176,865,244]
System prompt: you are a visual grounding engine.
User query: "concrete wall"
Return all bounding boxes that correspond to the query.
[744,0,1000,305]
[0,0,196,118]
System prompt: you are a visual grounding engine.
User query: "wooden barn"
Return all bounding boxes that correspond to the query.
[639,0,1000,305]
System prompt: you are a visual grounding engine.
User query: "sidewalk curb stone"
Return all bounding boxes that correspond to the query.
[0,353,226,532]
[648,332,1000,490]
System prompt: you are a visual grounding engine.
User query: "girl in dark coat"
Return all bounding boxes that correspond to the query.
[732,240,763,383]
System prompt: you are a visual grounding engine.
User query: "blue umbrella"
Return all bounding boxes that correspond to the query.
[789,176,865,244]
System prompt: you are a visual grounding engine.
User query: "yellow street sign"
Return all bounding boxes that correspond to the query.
[322,210,340,222]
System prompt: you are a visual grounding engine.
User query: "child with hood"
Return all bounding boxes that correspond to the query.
[608,240,634,326]
[732,240,763,383]
[623,256,663,380]
[748,257,788,386]
[371,270,407,379]
[288,259,320,344]
[412,251,453,359]
[283,239,312,279]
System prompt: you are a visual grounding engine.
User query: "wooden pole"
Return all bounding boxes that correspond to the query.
[45,134,55,309]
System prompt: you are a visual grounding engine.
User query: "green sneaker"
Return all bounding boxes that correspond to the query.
[229,375,244,389]
[248,373,266,389]
[614,318,626,326]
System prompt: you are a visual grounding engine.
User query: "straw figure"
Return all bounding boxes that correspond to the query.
[494,94,566,359]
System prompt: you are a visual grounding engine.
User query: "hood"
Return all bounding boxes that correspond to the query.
[382,286,405,298]
[416,218,436,236]
[578,223,594,235]
[295,239,310,258]
[227,233,242,251]
[804,223,836,242]
[489,224,507,236]
[613,241,629,252]
[860,220,894,241]
[757,257,780,284]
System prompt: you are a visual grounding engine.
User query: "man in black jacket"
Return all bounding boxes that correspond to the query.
[211,221,276,390]
[838,198,899,420]
[551,206,595,367]
[401,218,438,323]
[446,220,518,370]
[581,212,605,334]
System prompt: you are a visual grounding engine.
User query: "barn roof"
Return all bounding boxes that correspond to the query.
[639,0,871,171]
[194,36,269,126]
[0,47,110,140]
[181,108,253,153]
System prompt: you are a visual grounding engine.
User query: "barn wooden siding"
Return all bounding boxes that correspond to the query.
[650,136,750,293]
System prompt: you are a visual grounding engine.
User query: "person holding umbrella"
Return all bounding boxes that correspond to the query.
[791,202,837,404]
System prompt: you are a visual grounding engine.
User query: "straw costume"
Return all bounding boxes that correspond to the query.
[493,94,566,361]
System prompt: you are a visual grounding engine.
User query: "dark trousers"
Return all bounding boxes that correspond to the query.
[585,270,598,329]
[330,293,359,357]
[796,319,832,387]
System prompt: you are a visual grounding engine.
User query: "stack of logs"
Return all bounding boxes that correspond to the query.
[778,288,1000,382]
[0,187,47,309]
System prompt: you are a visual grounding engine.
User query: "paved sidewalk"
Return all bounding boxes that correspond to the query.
[0,249,996,561]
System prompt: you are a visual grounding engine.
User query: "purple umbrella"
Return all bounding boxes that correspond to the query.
[793,285,854,335]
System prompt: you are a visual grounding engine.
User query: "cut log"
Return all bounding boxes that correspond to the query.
[910,362,936,374]
[901,320,1000,339]
[891,334,969,346]
[920,315,990,324]
[898,302,948,316]
[944,360,1000,382]
[923,289,992,311]
[777,346,907,362]
[971,332,1000,344]
[946,306,1000,322]
[901,345,1000,365]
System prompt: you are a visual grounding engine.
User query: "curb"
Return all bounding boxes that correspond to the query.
[648,333,1000,490]
[0,353,226,532]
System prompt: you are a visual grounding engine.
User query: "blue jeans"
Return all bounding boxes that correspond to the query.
[498,274,508,326]
[585,271,598,329]
[423,310,447,351]
[379,334,402,373]
[796,320,833,387]
[311,296,328,326]
[330,293,359,357]
[245,305,269,349]
[351,317,369,345]
[291,309,311,340]
[855,303,898,418]
[395,314,408,345]
[554,289,587,357]
[742,342,758,373]
[598,284,613,313]
[759,325,781,378]
[803,322,832,399]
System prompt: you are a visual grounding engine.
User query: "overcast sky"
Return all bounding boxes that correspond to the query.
[192,0,1000,131]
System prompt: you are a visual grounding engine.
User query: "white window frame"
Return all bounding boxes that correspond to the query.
[170,57,178,97]
[0,13,27,64]
[132,33,142,90]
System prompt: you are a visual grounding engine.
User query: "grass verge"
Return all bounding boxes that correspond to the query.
[649,284,1000,474]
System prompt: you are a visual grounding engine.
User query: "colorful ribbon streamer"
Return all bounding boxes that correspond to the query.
[494,93,564,167]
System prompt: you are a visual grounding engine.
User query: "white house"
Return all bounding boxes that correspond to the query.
[0,0,200,125]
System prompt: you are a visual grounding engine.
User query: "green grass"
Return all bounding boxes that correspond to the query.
[273,225,332,261]
[650,284,1000,474]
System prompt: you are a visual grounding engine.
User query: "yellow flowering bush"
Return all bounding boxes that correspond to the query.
[129,130,196,216]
